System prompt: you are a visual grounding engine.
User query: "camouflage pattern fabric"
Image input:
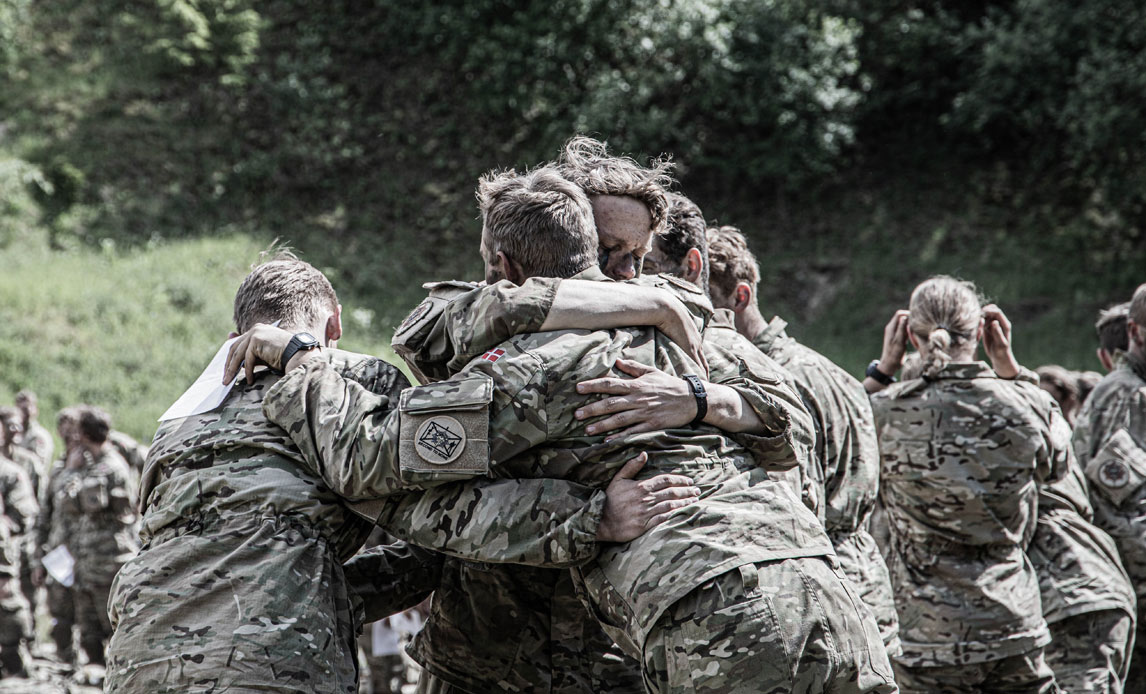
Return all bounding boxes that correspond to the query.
[2,448,40,620]
[1072,352,1146,691]
[892,650,1058,694]
[264,266,860,692]
[870,362,1068,669]
[0,456,36,673]
[752,316,900,654]
[644,557,896,694]
[15,421,52,473]
[34,459,81,663]
[108,430,148,477]
[106,350,408,694]
[68,446,137,664]
[1044,610,1133,694]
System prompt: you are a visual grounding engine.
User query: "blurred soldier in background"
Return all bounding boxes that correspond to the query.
[1074,284,1146,693]
[1096,303,1130,373]
[0,408,41,614]
[14,391,53,472]
[32,407,83,669]
[0,419,39,678]
[1036,364,1083,426]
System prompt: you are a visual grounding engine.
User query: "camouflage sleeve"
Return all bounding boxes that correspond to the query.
[376,479,606,568]
[1039,397,1076,486]
[343,542,442,624]
[714,360,814,472]
[264,359,409,500]
[391,278,560,383]
[3,469,38,535]
[33,468,54,559]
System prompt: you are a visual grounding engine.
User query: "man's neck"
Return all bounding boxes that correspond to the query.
[736,306,770,342]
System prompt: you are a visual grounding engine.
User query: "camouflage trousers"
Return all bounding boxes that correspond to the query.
[74,579,113,665]
[46,579,76,664]
[643,556,898,694]
[1045,610,1133,694]
[893,649,1058,694]
[415,673,467,694]
[0,575,32,676]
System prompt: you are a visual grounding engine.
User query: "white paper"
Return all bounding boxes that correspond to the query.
[158,322,279,422]
[41,545,74,587]
[371,620,402,656]
[389,610,424,636]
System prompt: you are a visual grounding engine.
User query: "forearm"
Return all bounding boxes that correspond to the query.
[377,479,606,568]
[344,543,442,624]
[541,280,675,333]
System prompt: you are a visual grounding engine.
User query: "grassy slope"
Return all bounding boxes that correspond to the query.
[0,233,405,448]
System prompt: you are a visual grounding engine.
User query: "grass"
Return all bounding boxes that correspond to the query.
[0,233,409,450]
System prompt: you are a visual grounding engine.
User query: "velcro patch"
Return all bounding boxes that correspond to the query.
[398,374,493,486]
[1085,428,1146,507]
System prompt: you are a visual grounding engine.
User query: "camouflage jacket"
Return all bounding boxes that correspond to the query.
[58,446,136,586]
[751,316,900,652]
[5,446,43,502]
[382,271,817,692]
[1030,449,1135,624]
[264,266,832,661]
[0,456,37,578]
[1072,352,1146,601]
[16,422,52,476]
[871,362,1068,665]
[32,458,77,566]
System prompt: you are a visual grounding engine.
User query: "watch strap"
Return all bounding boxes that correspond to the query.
[281,332,320,372]
[683,374,708,427]
[866,359,896,386]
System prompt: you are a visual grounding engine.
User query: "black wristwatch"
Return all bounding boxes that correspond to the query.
[865,359,896,386]
[281,332,321,371]
[683,374,708,427]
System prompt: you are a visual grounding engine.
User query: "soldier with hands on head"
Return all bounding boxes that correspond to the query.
[1074,284,1146,693]
[229,165,896,694]
[866,277,1066,693]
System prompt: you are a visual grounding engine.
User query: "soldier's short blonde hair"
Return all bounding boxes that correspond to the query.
[478,166,597,279]
[233,250,339,334]
[909,276,985,379]
[1131,284,1146,328]
[557,136,674,234]
[706,225,761,299]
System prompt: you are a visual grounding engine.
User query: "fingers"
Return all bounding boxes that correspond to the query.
[244,341,257,385]
[611,452,648,481]
[645,499,697,530]
[576,395,639,422]
[641,473,697,492]
[614,358,656,378]
[603,420,661,442]
[646,485,702,502]
[577,378,637,398]
[586,410,643,436]
[223,333,251,385]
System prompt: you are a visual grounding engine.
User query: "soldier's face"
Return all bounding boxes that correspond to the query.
[591,195,653,281]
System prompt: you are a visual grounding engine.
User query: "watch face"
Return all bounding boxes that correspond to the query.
[296,332,320,348]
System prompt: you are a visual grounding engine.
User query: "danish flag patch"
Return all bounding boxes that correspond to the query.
[480,348,506,363]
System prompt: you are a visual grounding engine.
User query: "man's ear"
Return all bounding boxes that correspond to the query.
[1130,320,1146,352]
[497,251,526,286]
[325,304,343,347]
[732,282,754,313]
[228,331,239,339]
[1097,347,1114,372]
[975,317,985,343]
[907,329,921,351]
[683,248,704,285]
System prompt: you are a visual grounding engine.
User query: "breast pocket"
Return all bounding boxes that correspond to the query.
[1086,428,1146,507]
[398,374,493,487]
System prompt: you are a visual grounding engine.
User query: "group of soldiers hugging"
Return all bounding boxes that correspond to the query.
[3,136,1145,694]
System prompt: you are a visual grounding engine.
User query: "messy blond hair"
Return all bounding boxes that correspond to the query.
[908,276,984,378]
[556,136,674,233]
[705,225,761,299]
[1131,284,1146,328]
[478,166,597,279]
[233,249,339,334]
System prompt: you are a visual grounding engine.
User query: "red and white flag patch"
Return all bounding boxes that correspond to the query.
[480,348,506,363]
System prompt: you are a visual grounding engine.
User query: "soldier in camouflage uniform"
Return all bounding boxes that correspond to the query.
[0,408,41,631]
[703,224,901,654]
[1073,284,1146,693]
[243,166,895,693]
[31,407,83,667]
[110,254,692,694]
[1095,302,1130,374]
[0,430,38,677]
[866,277,1063,693]
[65,406,137,672]
[15,391,53,473]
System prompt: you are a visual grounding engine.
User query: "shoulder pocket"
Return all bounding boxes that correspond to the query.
[399,375,494,485]
[1085,428,1146,507]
